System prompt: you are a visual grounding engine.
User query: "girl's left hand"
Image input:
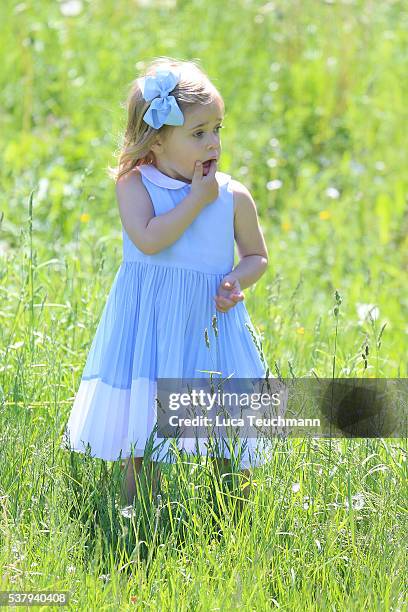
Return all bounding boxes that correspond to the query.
[214,277,245,313]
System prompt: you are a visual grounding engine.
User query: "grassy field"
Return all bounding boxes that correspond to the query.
[0,0,407,609]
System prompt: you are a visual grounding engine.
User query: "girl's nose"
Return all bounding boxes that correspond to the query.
[208,133,220,147]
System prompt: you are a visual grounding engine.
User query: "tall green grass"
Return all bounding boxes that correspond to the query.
[1,0,407,609]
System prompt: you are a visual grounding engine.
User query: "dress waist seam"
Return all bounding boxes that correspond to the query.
[121,260,232,276]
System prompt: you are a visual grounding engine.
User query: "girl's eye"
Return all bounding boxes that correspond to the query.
[194,125,224,138]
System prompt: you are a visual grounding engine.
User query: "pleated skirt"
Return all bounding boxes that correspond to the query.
[62,261,276,468]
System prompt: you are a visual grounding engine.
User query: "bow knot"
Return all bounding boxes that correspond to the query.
[138,69,184,129]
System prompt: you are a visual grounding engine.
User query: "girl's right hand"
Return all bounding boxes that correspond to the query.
[190,159,219,208]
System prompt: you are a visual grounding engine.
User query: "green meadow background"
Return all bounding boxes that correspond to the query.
[0,0,407,609]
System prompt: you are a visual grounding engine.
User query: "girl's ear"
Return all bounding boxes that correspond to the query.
[150,141,162,153]
[150,138,162,155]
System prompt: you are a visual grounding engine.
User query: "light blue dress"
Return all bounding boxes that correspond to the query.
[62,164,273,467]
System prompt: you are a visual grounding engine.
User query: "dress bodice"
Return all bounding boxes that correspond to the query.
[121,164,235,275]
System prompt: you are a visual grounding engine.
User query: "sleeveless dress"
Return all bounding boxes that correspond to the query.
[62,163,273,468]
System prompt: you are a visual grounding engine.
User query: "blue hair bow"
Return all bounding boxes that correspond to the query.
[138,69,184,129]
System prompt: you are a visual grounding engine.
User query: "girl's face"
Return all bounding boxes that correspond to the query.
[150,97,224,184]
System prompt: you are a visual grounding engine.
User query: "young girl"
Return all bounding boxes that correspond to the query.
[62,57,271,505]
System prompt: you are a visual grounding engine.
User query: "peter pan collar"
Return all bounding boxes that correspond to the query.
[138,163,231,189]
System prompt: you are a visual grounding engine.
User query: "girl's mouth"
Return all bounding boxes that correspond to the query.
[202,160,214,175]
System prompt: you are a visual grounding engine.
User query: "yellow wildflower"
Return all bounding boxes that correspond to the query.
[319,210,331,220]
[80,213,90,223]
[282,221,292,232]
[296,327,305,335]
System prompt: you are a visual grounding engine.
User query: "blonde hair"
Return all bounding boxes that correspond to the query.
[107,57,224,183]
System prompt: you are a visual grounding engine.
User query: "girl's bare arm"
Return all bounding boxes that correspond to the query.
[228,180,269,290]
[116,168,205,255]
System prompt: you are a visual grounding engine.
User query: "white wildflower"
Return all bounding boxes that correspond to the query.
[291,483,300,493]
[98,574,110,583]
[136,0,176,5]
[37,178,49,201]
[357,303,379,323]
[120,505,136,519]
[266,179,283,191]
[9,341,24,350]
[326,187,340,199]
[60,1,83,16]
[345,493,365,511]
